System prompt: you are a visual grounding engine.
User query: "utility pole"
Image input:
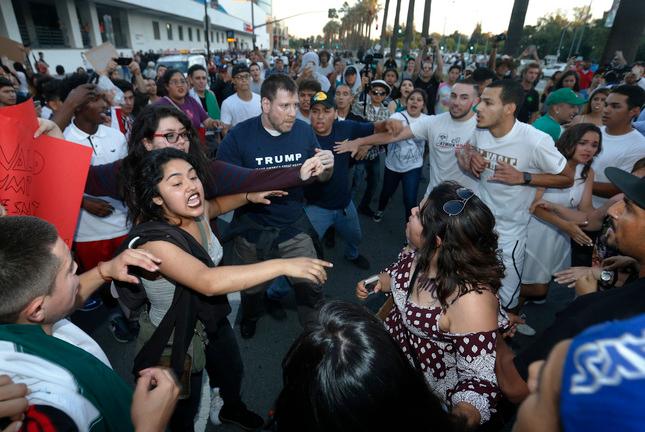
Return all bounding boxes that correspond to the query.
[251,0,256,50]
[204,0,210,60]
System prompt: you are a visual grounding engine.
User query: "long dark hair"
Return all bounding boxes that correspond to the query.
[273,300,459,432]
[555,123,602,181]
[416,182,505,307]
[124,148,203,225]
[120,104,213,209]
[555,70,580,93]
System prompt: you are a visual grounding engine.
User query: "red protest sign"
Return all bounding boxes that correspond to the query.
[0,100,93,246]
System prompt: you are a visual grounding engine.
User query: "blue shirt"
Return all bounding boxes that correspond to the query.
[217,116,319,228]
[306,120,374,209]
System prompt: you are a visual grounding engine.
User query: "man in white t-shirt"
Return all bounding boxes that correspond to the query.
[456,80,574,311]
[63,93,129,276]
[591,85,645,208]
[334,78,480,195]
[0,216,176,432]
[220,64,262,135]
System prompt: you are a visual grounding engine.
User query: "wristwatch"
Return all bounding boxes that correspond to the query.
[522,172,532,185]
[599,270,616,288]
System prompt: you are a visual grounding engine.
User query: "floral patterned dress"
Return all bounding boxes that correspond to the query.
[383,248,507,424]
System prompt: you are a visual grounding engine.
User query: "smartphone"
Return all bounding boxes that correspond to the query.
[363,275,380,294]
[115,57,132,66]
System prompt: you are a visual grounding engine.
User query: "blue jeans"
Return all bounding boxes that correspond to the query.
[378,167,422,220]
[305,202,362,260]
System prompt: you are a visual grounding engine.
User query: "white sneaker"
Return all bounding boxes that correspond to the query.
[516,323,537,336]
[209,388,224,425]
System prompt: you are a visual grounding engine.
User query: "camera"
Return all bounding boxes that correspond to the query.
[494,33,506,43]
[425,36,434,45]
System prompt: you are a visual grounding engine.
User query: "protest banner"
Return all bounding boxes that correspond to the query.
[0,101,93,246]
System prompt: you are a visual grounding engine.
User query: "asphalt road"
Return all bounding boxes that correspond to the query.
[72,159,575,431]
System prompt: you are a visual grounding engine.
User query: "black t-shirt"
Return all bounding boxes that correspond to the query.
[513,277,645,380]
[517,86,540,123]
[414,75,440,115]
[306,120,374,209]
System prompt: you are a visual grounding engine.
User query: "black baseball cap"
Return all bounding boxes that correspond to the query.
[605,167,645,209]
[231,64,250,77]
[310,91,335,109]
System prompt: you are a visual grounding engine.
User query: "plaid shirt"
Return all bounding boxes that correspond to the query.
[351,99,390,160]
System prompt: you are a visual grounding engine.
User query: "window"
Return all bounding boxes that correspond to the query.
[216,31,220,43]
[178,25,183,41]
[188,27,192,41]
[210,31,214,42]
[166,23,173,40]
[196,28,200,42]
[152,21,160,40]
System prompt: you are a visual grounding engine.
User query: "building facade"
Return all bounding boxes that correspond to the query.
[0,0,273,70]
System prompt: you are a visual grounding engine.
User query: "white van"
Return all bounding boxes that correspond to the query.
[156,54,207,75]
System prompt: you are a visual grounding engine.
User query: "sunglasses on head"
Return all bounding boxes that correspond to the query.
[442,188,475,216]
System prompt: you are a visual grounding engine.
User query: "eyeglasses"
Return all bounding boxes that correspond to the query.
[169,79,187,86]
[371,91,386,96]
[442,187,475,216]
[234,73,251,80]
[153,131,190,143]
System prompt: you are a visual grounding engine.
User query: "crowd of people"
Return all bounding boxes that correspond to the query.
[1,37,645,432]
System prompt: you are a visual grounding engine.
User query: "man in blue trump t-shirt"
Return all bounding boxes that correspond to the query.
[217,75,334,339]
[305,91,393,271]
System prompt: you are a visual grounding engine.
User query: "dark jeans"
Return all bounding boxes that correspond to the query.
[378,167,422,220]
[354,154,382,210]
[169,372,203,432]
[233,233,322,327]
[204,318,243,402]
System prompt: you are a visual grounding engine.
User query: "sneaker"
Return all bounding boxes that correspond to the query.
[79,297,102,312]
[240,318,257,339]
[209,388,224,426]
[524,295,547,305]
[357,206,375,218]
[516,313,536,336]
[219,402,264,431]
[109,315,135,343]
[372,211,384,223]
[516,323,537,336]
[346,254,370,270]
[264,294,287,321]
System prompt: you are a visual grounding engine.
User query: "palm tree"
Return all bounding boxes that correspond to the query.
[601,0,645,64]
[389,0,402,56]
[402,0,416,55]
[504,0,530,57]
[323,20,341,48]
[421,0,432,38]
[379,0,390,52]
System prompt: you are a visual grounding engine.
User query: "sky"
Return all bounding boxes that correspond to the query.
[272,0,615,39]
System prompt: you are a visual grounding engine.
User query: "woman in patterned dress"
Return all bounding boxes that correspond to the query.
[357,181,507,427]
